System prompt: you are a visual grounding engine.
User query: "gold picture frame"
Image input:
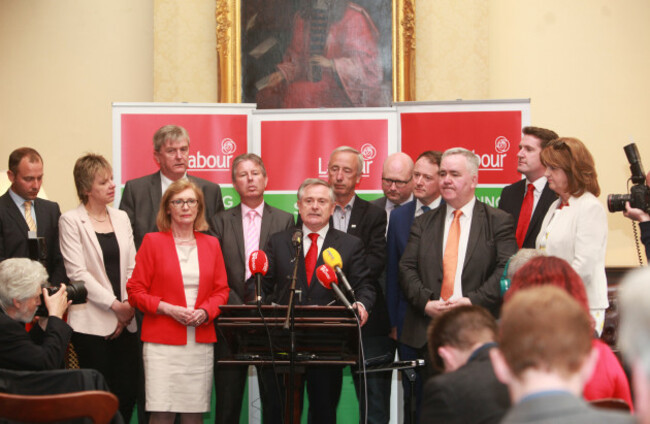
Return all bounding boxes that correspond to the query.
[216,0,415,105]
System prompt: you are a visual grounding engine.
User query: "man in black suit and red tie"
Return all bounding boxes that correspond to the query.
[399,147,517,382]
[498,126,558,248]
[263,178,375,424]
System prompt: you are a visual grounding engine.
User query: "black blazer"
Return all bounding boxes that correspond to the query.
[498,179,557,248]
[119,172,224,249]
[209,203,295,304]
[399,200,517,348]
[0,191,67,283]
[421,344,510,424]
[262,227,375,310]
[0,310,72,371]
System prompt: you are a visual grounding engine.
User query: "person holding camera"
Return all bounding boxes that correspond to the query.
[59,154,139,422]
[0,257,71,370]
[536,137,609,336]
[623,170,650,261]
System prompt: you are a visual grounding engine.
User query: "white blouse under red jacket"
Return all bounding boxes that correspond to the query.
[59,204,137,336]
[126,231,230,345]
[535,192,609,310]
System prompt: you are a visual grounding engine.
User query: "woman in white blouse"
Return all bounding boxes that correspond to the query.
[536,137,608,335]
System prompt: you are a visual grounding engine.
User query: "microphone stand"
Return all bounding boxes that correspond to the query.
[283,239,301,424]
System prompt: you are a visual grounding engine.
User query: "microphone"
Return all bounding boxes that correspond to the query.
[322,247,356,301]
[316,264,354,312]
[291,229,303,247]
[248,250,269,306]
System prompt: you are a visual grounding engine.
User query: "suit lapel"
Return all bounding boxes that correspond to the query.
[346,195,365,237]
[464,202,485,268]
[526,182,556,239]
[511,180,526,222]
[259,203,274,249]
[149,173,162,230]
[77,205,104,265]
[229,205,246,265]
[2,192,30,234]
[431,208,445,274]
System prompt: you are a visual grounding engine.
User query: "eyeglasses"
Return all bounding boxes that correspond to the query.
[170,198,198,208]
[381,177,412,188]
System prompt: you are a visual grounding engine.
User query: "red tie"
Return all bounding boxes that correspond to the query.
[305,233,319,285]
[441,210,462,301]
[516,183,535,248]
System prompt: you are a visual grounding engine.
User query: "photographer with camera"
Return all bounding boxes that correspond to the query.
[0,257,72,370]
[622,170,650,261]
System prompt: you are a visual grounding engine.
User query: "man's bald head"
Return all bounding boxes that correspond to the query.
[381,152,414,205]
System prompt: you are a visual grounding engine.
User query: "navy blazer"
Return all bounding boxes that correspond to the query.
[0,190,67,283]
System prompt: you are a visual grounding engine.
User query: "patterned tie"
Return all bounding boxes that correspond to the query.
[24,201,36,232]
[244,210,259,280]
[441,210,462,301]
[305,233,319,286]
[515,183,535,248]
[421,205,431,213]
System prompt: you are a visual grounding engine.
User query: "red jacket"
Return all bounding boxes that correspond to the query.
[127,231,229,345]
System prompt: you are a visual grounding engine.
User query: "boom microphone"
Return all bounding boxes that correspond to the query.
[316,264,354,312]
[322,247,356,301]
[248,250,269,306]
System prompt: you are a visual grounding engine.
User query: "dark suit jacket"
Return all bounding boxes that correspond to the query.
[0,191,67,283]
[209,203,295,305]
[641,221,650,262]
[0,310,72,371]
[262,227,375,310]
[119,172,223,249]
[501,391,634,424]
[421,344,510,424]
[498,179,556,248]
[399,200,517,348]
[370,196,387,210]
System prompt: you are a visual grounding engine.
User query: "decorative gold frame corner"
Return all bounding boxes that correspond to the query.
[216,0,415,104]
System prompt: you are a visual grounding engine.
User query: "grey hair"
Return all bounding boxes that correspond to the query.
[442,148,480,177]
[329,146,363,177]
[297,178,335,203]
[0,258,47,310]
[618,266,650,380]
[506,249,546,280]
[153,125,190,152]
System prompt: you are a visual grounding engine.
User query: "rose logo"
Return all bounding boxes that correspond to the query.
[495,136,510,154]
[221,138,237,155]
[360,143,377,160]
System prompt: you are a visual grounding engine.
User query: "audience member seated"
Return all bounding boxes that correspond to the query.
[420,305,510,424]
[619,266,650,424]
[506,256,633,410]
[491,286,634,424]
[0,258,71,371]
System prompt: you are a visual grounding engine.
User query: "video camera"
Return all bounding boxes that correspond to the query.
[607,143,650,213]
[35,281,87,317]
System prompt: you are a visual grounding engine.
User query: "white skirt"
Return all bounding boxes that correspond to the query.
[143,328,214,413]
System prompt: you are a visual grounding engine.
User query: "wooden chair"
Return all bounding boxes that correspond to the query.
[590,397,632,412]
[0,390,118,423]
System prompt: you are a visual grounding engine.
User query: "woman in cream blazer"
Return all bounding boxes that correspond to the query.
[536,138,608,335]
[59,154,138,422]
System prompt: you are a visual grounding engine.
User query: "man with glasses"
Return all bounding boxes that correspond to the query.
[119,125,224,249]
[372,152,414,225]
[326,146,392,424]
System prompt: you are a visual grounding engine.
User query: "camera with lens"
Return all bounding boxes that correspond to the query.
[607,143,650,213]
[35,281,88,317]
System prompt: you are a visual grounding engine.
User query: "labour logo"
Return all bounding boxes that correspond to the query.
[360,143,377,160]
[495,136,510,154]
[221,138,237,155]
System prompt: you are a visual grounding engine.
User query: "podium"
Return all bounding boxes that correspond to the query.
[216,305,359,422]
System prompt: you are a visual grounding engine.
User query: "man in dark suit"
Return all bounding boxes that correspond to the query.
[491,286,633,424]
[385,150,442,423]
[0,258,72,371]
[498,126,558,248]
[209,153,294,424]
[0,147,67,284]
[399,147,517,381]
[371,152,414,225]
[327,146,391,424]
[263,178,375,424]
[421,305,509,424]
[119,125,223,249]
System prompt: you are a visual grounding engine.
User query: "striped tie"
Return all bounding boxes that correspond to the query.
[24,201,37,232]
[244,210,259,280]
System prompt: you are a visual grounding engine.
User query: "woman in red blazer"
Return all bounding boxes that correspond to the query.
[127,179,229,424]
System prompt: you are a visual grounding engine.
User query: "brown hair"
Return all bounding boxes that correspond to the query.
[156,179,208,232]
[427,305,497,371]
[498,286,593,379]
[8,148,42,175]
[416,150,442,166]
[540,137,600,197]
[231,153,267,182]
[522,126,559,149]
[73,154,112,204]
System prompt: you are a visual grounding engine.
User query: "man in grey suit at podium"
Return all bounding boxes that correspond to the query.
[119,124,223,249]
[209,153,294,424]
